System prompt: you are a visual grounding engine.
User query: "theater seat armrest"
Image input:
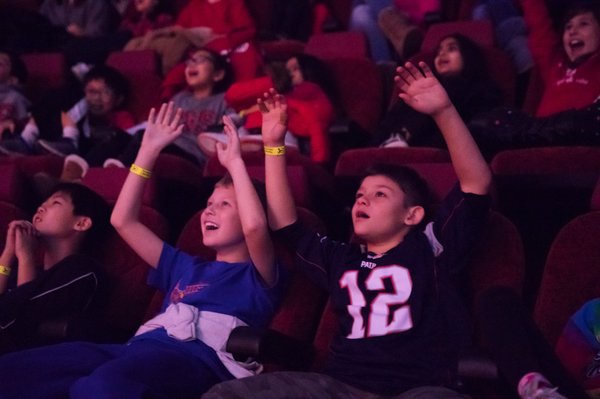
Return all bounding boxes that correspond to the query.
[226,326,315,370]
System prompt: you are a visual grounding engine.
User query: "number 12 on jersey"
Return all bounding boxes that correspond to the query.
[339,265,413,339]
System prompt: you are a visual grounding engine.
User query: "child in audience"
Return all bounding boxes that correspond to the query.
[468,1,600,153]
[111,47,240,168]
[374,33,502,149]
[155,0,262,88]
[0,182,110,354]
[2,65,136,184]
[0,102,287,398]
[222,53,336,164]
[204,60,492,398]
[0,50,30,143]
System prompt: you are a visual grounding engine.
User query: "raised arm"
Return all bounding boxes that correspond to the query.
[111,103,183,268]
[259,90,298,230]
[396,62,492,195]
[215,116,276,286]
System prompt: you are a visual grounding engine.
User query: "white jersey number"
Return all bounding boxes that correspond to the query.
[339,265,413,339]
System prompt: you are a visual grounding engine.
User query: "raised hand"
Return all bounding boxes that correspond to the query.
[258,89,288,146]
[216,115,242,170]
[395,62,452,117]
[141,102,184,153]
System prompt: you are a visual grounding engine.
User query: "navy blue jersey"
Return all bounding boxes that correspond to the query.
[276,186,490,395]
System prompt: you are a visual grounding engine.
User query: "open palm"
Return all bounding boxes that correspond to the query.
[396,62,451,116]
[142,102,184,152]
[258,89,288,145]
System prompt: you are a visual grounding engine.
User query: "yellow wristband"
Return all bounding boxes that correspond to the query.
[0,265,11,277]
[264,146,286,156]
[130,164,152,179]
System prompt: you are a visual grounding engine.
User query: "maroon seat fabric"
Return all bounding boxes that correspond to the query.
[88,206,169,342]
[533,211,600,347]
[335,147,451,175]
[0,162,26,206]
[305,31,368,60]
[203,149,336,210]
[325,57,383,135]
[21,52,66,103]
[491,147,600,176]
[420,20,495,52]
[106,50,162,122]
[590,176,600,211]
[82,167,159,208]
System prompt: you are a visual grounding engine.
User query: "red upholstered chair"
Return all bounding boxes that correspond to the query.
[203,149,336,211]
[334,148,454,206]
[591,176,600,211]
[81,167,159,209]
[325,57,384,137]
[305,31,369,60]
[0,162,26,208]
[533,211,600,348]
[86,206,169,342]
[420,20,495,53]
[106,50,163,122]
[20,52,67,103]
[491,146,600,305]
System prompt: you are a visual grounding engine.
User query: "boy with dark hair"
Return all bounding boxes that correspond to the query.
[0,182,110,353]
[204,61,492,398]
[0,102,287,399]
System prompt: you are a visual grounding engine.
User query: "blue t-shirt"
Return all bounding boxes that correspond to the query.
[150,243,286,328]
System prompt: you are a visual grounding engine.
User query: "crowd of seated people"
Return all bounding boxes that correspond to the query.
[0,0,599,398]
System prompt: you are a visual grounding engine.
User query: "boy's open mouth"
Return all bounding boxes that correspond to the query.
[356,211,370,219]
[569,39,584,51]
[204,222,219,231]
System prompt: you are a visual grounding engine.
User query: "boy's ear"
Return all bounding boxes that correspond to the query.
[213,69,225,83]
[74,216,93,232]
[403,206,425,226]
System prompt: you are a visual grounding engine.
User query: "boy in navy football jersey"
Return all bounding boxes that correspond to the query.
[0,102,287,399]
[204,61,492,398]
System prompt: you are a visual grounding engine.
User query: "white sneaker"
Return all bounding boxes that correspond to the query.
[380,133,409,148]
[517,372,567,399]
[103,158,125,168]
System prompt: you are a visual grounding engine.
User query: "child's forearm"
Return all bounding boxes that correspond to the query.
[112,146,160,227]
[264,147,297,230]
[227,159,269,234]
[16,255,37,287]
[433,106,492,195]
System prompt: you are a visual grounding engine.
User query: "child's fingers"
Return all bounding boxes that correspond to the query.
[215,142,226,154]
[155,103,168,124]
[419,62,434,78]
[169,108,183,130]
[147,107,156,124]
[257,99,269,113]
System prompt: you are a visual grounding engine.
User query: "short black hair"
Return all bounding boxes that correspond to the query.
[215,173,268,212]
[83,65,130,104]
[361,164,431,210]
[562,1,600,31]
[46,183,111,253]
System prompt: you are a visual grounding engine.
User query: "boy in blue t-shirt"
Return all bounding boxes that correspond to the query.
[0,102,286,399]
[204,61,493,398]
